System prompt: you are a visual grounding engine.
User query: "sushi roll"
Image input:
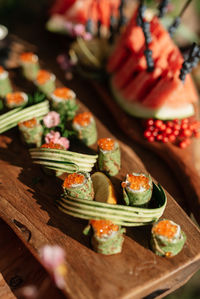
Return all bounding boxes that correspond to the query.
[50,87,78,120]
[19,52,40,81]
[72,112,97,146]
[97,138,121,176]
[0,66,12,98]
[35,70,56,95]
[18,117,43,147]
[5,91,28,109]
[151,219,186,257]
[90,220,125,255]
[63,172,94,200]
[121,173,153,207]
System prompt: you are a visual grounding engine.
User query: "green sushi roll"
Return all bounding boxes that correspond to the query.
[121,173,153,207]
[35,69,56,95]
[72,112,97,146]
[18,117,43,147]
[20,52,40,81]
[63,172,94,200]
[5,91,28,109]
[90,220,125,255]
[0,66,12,97]
[97,138,121,176]
[50,87,78,120]
[151,219,186,257]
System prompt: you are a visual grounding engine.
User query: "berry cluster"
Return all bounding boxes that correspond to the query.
[144,118,200,148]
[179,43,200,82]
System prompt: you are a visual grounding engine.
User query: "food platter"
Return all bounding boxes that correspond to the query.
[1,46,200,297]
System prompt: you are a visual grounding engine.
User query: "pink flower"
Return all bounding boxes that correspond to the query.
[45,130,61,144]
[39,245,67,290]
[83,32,92,41]
[43,111,60,128]
[45,131,70,150]
[73,24,85,36]
[56,137,70,150]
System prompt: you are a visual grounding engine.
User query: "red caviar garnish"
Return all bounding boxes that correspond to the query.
[19,118,37,128]
[63,173,85,188]
[98,138,115,151]
[20,52,37,63]
[73,112,92,127]
[6,92,25,105]
[0,66,5,74]
[153,220,178,239]
[37,70,51,84]
[90,220,119,237]
[122,174,150,191]
[53,87,71,99]
[41,142,65,150]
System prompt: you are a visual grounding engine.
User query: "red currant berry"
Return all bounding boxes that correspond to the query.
[168,134,176,142]
[146,119,154,126]
[156,134,163,141]
[162,136,169,143]
[165,127,172,135]
[144,130,152,138]
[147,136,155,142]
[155,120,163,128]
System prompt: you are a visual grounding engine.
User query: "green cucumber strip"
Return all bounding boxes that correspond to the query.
[29,147,98,160]
[30,153,96,168]
[0,102,49,126]
[60,184,167,215]
[33,160,92,172]
[59,198,158,222]
[0,106,48,129]
[0,107,22,121]
[58,204,157,227]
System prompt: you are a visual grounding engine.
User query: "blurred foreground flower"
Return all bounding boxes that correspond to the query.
[43,111,60,128]
[39,245,67,290]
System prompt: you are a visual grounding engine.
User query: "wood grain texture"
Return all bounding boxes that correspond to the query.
[0,27,200,298]
[92,81,200,225]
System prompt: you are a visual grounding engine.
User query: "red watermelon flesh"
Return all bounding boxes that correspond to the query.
[107,9,198,118]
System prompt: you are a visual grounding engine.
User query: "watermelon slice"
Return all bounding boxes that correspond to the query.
[107,8,198,120]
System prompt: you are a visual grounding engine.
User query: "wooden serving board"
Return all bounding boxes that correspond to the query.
[1,70,200,298]
[0,28,200,298]
[92,81,200,225]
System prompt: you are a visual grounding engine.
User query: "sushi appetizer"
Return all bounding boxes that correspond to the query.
[72,112,97,146]
[121,173,153,207]
[50,87,78,120]
[89,219,125,255]
[97,137,121,176]
[62,172,94,200]
[18,117,43,147]
[35,70,56,95]
[0,66,12,97]
[151,219,186,257]
[19,52,40,81]
[5,91,28,109]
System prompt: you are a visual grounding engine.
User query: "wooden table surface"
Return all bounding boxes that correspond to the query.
[0,21,200,299]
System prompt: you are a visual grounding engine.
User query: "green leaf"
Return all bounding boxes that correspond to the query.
[0,100,4,111]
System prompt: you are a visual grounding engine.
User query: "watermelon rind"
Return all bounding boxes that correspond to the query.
[110,77,195,120]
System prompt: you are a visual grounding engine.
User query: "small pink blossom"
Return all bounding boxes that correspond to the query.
[83,32,92,41]
[73,24,85,36]
[43,111,60,128]
[56,137,70,150]
[39,245,67,290]
[45,130,61,144]
[64,21,73,33]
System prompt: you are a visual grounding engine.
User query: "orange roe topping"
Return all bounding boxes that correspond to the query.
[20,118,37,128]
[41,142,64,150]
[123,174,150,191]
[63,173,85,188]
[20,52,36,63]
[36,70,51,84]
[90,220,119,237]
[53,87,71,100]
[98,138,115,151]
[6,92,25,105]
[0,66,5,73]
[153,220,178,239]
[73,112,92,127]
